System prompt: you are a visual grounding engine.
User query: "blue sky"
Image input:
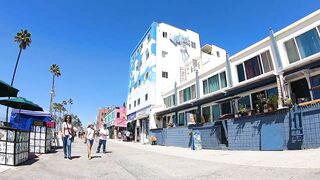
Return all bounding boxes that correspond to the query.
[0,0,318,126]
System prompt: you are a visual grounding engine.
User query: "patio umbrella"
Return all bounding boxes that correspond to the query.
[0,80,19,97]
[0,97,43,111]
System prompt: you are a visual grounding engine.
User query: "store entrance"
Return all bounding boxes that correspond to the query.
[290,78,311,104]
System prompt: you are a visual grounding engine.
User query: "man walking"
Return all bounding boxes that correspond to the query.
[96,123,108,153]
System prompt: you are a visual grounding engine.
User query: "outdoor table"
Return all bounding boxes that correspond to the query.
[0,126,29,166]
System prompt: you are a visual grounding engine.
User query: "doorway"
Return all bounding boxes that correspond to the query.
[290,78,311,104]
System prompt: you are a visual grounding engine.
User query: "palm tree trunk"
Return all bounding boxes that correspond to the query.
[49,75,55,114]
[5,48,22,122]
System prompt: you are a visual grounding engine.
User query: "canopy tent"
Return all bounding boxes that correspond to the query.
[0,80,19,97]
[9,109,52,131]
[0,97,43,111]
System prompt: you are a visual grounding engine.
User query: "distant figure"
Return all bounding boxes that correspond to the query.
[96,123,108,153]
[62,115,74,160]
[85,122,95,160]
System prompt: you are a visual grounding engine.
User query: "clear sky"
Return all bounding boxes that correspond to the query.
[0,0,318,126]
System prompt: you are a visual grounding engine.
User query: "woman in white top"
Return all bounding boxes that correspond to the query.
[62,115,74,159]
[85,123,95,160]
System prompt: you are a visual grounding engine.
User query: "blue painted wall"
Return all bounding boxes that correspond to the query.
[300,105,320,149]
[192,125,221,149]
[165,127,191,148]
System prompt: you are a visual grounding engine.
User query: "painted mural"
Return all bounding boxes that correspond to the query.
[128,22,158,105]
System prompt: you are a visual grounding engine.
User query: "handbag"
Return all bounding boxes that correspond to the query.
[67,125,75,142]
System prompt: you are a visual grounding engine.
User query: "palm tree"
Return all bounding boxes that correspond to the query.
[49,64,61,114]
[6,29,32,121]
[68,98,73,114]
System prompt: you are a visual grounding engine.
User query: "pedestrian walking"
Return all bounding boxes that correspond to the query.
[85,122,95,160]
[62,115,74,160]
[96,123,108,153]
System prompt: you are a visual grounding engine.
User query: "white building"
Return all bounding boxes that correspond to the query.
[156,9,320,133]
[126,22,202,143]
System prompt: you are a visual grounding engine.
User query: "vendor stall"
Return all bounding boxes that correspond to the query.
[29,121,55,153]
[0,126,29,165]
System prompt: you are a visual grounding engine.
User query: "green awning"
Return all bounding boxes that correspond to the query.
[0,80,19,97]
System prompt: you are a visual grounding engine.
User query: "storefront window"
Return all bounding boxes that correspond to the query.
[212,104,220,121]
[202,106,211,123]
[238,96,251,109]
[221,102,231,115]
[311,74,320,100]
[178,113,185,126]
[266,87,278,98]
[260,50,274,73]
[251,91,266,112]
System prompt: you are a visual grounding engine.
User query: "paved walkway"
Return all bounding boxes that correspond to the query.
[0,138,319,179]
[110,139,320,169]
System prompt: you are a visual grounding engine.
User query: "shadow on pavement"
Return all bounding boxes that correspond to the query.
[71,156,81,159]
[18,157,39,166]
[52,146,63,150]
[91,156,102,159]
[104,151,112,153]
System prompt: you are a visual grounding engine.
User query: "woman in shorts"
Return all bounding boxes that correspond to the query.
[85,123,95,160]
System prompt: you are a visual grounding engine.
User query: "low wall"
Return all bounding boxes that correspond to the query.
[192,125,221,149]
[300,104,320,149]
[151,104,320,150]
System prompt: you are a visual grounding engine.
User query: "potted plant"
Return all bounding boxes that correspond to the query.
[256,93,267,113]
[267,95,278,112]
[238,104,248,117]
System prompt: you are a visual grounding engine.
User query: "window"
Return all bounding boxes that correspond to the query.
[251,91,266,112]
[237,64,245,82]
[284,39,300,63]
[145,93,148,101]
[191,42,196,49]
[260,51,274,73]
[295,28,320,59]
[129,104,131,110]
[179,85,196,103]
[147,33,151,42]
[137,98,140,105]
[237,51,274,82]
[311,74,320,99]
[202,106,211,123]
[238,96,251,109]
[163,32,167,38]
[203,71,227,95]
[216,51,220,57]
[221,102,231,115]
[117,112,120,118]
[145,72,149,80]
[178,112,185,126]
[244,56,262,79]
[146,49,150,60]
[220,72,227,88]
[285,28,320,63]
[212,104,220,121]
[134,100,136,107]
[162,71,168,78]
[203,79,208,95]
[164,94,175,108]
[208,74,220,93]
[162,51,168,58]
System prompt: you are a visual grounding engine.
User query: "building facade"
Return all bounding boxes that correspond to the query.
[105,106,127,139]
[96,108,110,128]
[153,10,320,150]
[126,22,202,143]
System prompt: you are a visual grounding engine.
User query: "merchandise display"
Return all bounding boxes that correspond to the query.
[29,121,54,154]
[0,127,29,165]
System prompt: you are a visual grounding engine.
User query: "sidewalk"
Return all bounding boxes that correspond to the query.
[109,139,320,169]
